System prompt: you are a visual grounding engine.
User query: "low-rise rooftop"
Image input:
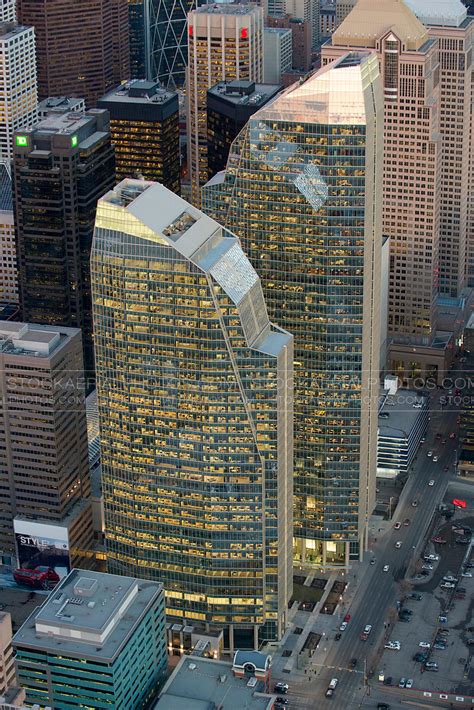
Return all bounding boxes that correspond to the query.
[0,323,79,358]
[153,656,274,710]
[378,389,428,438]
[208,80,282,108]
[13,569,163,664]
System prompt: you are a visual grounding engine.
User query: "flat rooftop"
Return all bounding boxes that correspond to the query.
[378,389,428,438]
[0,323,79,359]
[153,656,273,710]
[0,22,31,39]
[208,81,282,108]
[100,80,176,106]
[13,569,163,663]
[194,2,259,14]
[33,111,97,136]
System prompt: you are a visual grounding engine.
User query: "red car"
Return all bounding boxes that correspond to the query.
[13,566,60,589]
[431,537,447,544]
[344,614,351,622]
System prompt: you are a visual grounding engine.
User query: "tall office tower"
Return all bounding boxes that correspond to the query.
[17,0,130,107]
[0,613,18,700]
[187,3,264,206]
[203,52,383,568]
[405,0,473,295]
[98,80,180,192]
[207,81,282,176]
[0,22,37,162]
[285,0,319,48]
[129,0,195,87]
[0,323,93,567]
[335,0,356,27]
[264,27,292,83]
[13,110,115,378]
[266,15,312,72]
[0,162,18,305]
[14,570,167,709]
[92,180,293,648]
[0,0,15,22]
[324,0,447,384]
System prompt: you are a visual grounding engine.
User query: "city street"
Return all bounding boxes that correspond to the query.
[273,390,465,709]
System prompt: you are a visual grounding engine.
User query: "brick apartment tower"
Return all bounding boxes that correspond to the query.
[323,0,445,381]
[17,0,130,107]
[187,3,263,206]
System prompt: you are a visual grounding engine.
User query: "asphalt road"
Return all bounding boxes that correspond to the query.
[289,394,461,710]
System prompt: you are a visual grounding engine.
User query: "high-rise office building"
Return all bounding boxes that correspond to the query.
[405,0,473,296]
[0,613,18,699]
[92,179,293,647]
[335,0,356,27]
[324,0,448,384]
[203,52,383,567]
[263,27,292,83]
[285,0,319,48]
[0,21,37,162]
[98,80,180,192]
[207,80,282,177]
[0,0,15,22]
[0,162,18,305]
[0,323,93,567]
[14,569,167,709]
[17,0,130,107]
[128,0,195,87]
[266,14,313,72]
[13,109,115,377]
[37,96,86,120]
[187,3,264,205]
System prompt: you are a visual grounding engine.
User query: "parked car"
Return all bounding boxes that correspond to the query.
[325,678,338,698]
[427,450,433,457]
[360,624,372,640]
[440,582,455,589]
[422,564,433,571]
[394,522,401,529]
[428,480,435,486]
[339,622,348,632]
[443,576,457,582]
[382,677,393,686]
[335,633,342,640]
[274,683,289,694]
[383,565,390,572]
[424,662,438,671]
[456,537,470,545]
[461,572,473,578]
[403,518,410,526]
[344,614,351,622]
[413,652,429,662]
[419,641,431,648]
[398,678,406,688]
[405,679,413,689]
[384,641,401,651]
[424,555,438,562]
[13,566,60,589]
[409,592,423,600]
[395,541,402,548]
[433,642,446,650]
[432,536,447,544]
[412,500,418,507]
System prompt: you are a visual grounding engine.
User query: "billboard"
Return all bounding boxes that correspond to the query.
[14,518,70,578]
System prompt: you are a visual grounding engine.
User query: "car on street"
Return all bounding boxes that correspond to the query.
[384,641,401,650]
[349,658,357,669]
[325,678,338,698]
[383,565,390,572]
[419,641,431,648]
[405,679,413,689]
[466,639,474,646]
[433,456,439,462]
[12,566,60,589]
[276,699,288,706]
[443,575,457,582]
[422,564,433,570]
[403,518,410,526]
[409,592,423,600]
[427,450,433,457]
[395,541,402,548]
[335,633,341,640]
[462,572,473,578]
[394,522,401,529]
[449,432,456,439]
[360,624,372,640]
[377,704,390,710]
[456,536,470,544]
[274,683,288,694]
[458,587,467,593]
[412,500,418,507]
[370,558,376,565]
[428,479,435,486]
[432,536,446,544]
[344,614,351,622]
[339,622,348,632]
[424,555,439,561]
[440,582,455,589]
[398,678,406,688]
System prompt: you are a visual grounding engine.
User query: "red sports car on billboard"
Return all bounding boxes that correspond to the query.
[13,566,60,589]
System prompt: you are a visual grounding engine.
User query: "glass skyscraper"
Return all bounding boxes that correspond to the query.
[203,53,383,568]
[91,179,293,649]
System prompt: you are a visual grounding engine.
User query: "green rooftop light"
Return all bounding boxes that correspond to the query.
[15,136,28,147]
[71,135,78,148]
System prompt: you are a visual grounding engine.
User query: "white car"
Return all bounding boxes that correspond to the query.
[406,678,414,689]
[339,622,348,632]
[384,641,401,650]
[433,456,439,462]
[462,572,473,578]
[383,565,390,572]
[427,450,433,457]
[395,541,402,548]
[394,522,401,530]
[326,678,338,697]
[424,554,439,561]
[441,582,455,589]
[422,564,433,571]
[443,575,457,582]
[419,641,431,648]
[428,479,435,486]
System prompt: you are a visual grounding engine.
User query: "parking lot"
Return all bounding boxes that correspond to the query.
[377,502,474,696]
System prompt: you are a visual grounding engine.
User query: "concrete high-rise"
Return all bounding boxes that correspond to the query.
[17,0,130,107]
[0,21,37,162]
[92,179,293,647]
[324,0,448,384]
[335,0,356,27]
[187,3,263,205]
[405,0,473,295]
[0,162,18,305]
[0,0,16,23]
[98,80,180,193]
[13,109,115,378]
[203,52,383,568]
[0,323,93,567]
